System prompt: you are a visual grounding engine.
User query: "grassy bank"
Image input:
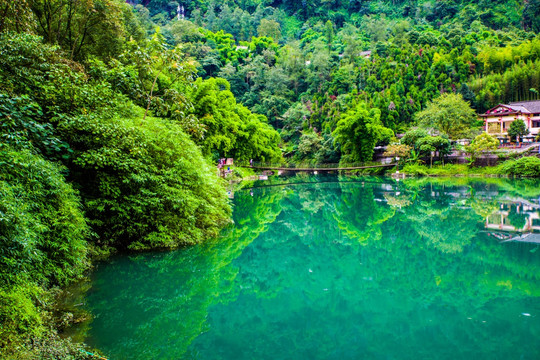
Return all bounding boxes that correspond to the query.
[400,163,502,177]
[400,157,540,178]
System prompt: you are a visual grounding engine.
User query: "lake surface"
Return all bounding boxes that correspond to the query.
[71,176,540,360]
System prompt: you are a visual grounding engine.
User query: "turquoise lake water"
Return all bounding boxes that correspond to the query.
[73,176,540,359]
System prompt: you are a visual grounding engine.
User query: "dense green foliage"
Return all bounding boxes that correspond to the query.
[0,31,233,250]
[332,102,392,163]
[501,156,540,177]
[188,77,281,161]
[507,119,529,142]
[0,146,87,286]
[0,1,281,354]
[61,109,231,250]
[414,93,478,139]
[0,145,88,350]
[400,127,452,164]
[466,133,499,162]
[128,0,540,164]
[3,0,540,357]
[6,1,520,167]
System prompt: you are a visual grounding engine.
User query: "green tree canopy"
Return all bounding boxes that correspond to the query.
[507,119,529,142]
[332,102,393,163]
[466,133,499,160]
[414,93,479,139]
[188,77,281,162]
[401,128,430,149]
[257,19,281,42]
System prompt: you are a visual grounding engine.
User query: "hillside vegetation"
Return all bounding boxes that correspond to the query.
[131,0,540,162]
[1,0,540,357]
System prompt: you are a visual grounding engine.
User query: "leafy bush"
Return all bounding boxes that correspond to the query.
[401,128,430,148]
[0,32,118,117]
[0,146,88,287]
[0,93,72,161]
[58,109,231,249]
[0,145,88,353]
[500,156,540,177]
[0,283,45,351]
[401,163,429,176]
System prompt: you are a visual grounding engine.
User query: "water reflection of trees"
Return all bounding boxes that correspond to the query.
[191,177,540,359]
[81,187,285,359]
[79,176,540,359]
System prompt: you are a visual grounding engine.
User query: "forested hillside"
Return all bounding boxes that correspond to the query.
[134,0,540,162]
[1,0,540,358]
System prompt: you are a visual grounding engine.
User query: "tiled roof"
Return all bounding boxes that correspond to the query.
[505,104,530,112]
[481,100,540,116]
[508,100,540,113]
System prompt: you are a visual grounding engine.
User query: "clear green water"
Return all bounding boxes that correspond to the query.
[74,176,540,360]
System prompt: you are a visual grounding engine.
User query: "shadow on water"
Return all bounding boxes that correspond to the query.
[67,175,540,360]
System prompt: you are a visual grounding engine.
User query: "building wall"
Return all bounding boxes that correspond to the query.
[483,114,540,137]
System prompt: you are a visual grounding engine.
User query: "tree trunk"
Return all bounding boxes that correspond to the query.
[144,70,162,121]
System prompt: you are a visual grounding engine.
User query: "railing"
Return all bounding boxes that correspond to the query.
[237,162,396,170]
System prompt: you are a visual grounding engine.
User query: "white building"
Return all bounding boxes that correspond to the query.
[480,100,540,142]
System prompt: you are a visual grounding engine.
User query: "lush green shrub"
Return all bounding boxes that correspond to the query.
[58,108,231,249]
[0,93,73,162]
[0,145,88,353]
[0,146,88,287]
[0,32,118,117]
[401,163,429,176]
[500,156,540,177]
[0,283,45,351]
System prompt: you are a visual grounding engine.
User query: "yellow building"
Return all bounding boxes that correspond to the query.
[480,100,540,142]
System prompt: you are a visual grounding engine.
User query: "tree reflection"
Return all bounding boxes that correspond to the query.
[74,176,540,360]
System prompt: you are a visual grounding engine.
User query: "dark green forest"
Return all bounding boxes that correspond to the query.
[120,0,540,163]
[2,0,540,357]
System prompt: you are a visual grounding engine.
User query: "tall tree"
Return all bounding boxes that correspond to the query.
[507,119,529,143]
[257,19,281,42]
[415,93,478,139]
[30,0,127,60]
[332,102,393,163]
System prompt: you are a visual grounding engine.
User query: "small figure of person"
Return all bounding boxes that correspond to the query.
[250,159,253,167]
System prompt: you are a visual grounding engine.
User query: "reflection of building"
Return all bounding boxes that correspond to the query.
[479,101,540,142]
[501,233,540,244]
[485,202,540,232]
